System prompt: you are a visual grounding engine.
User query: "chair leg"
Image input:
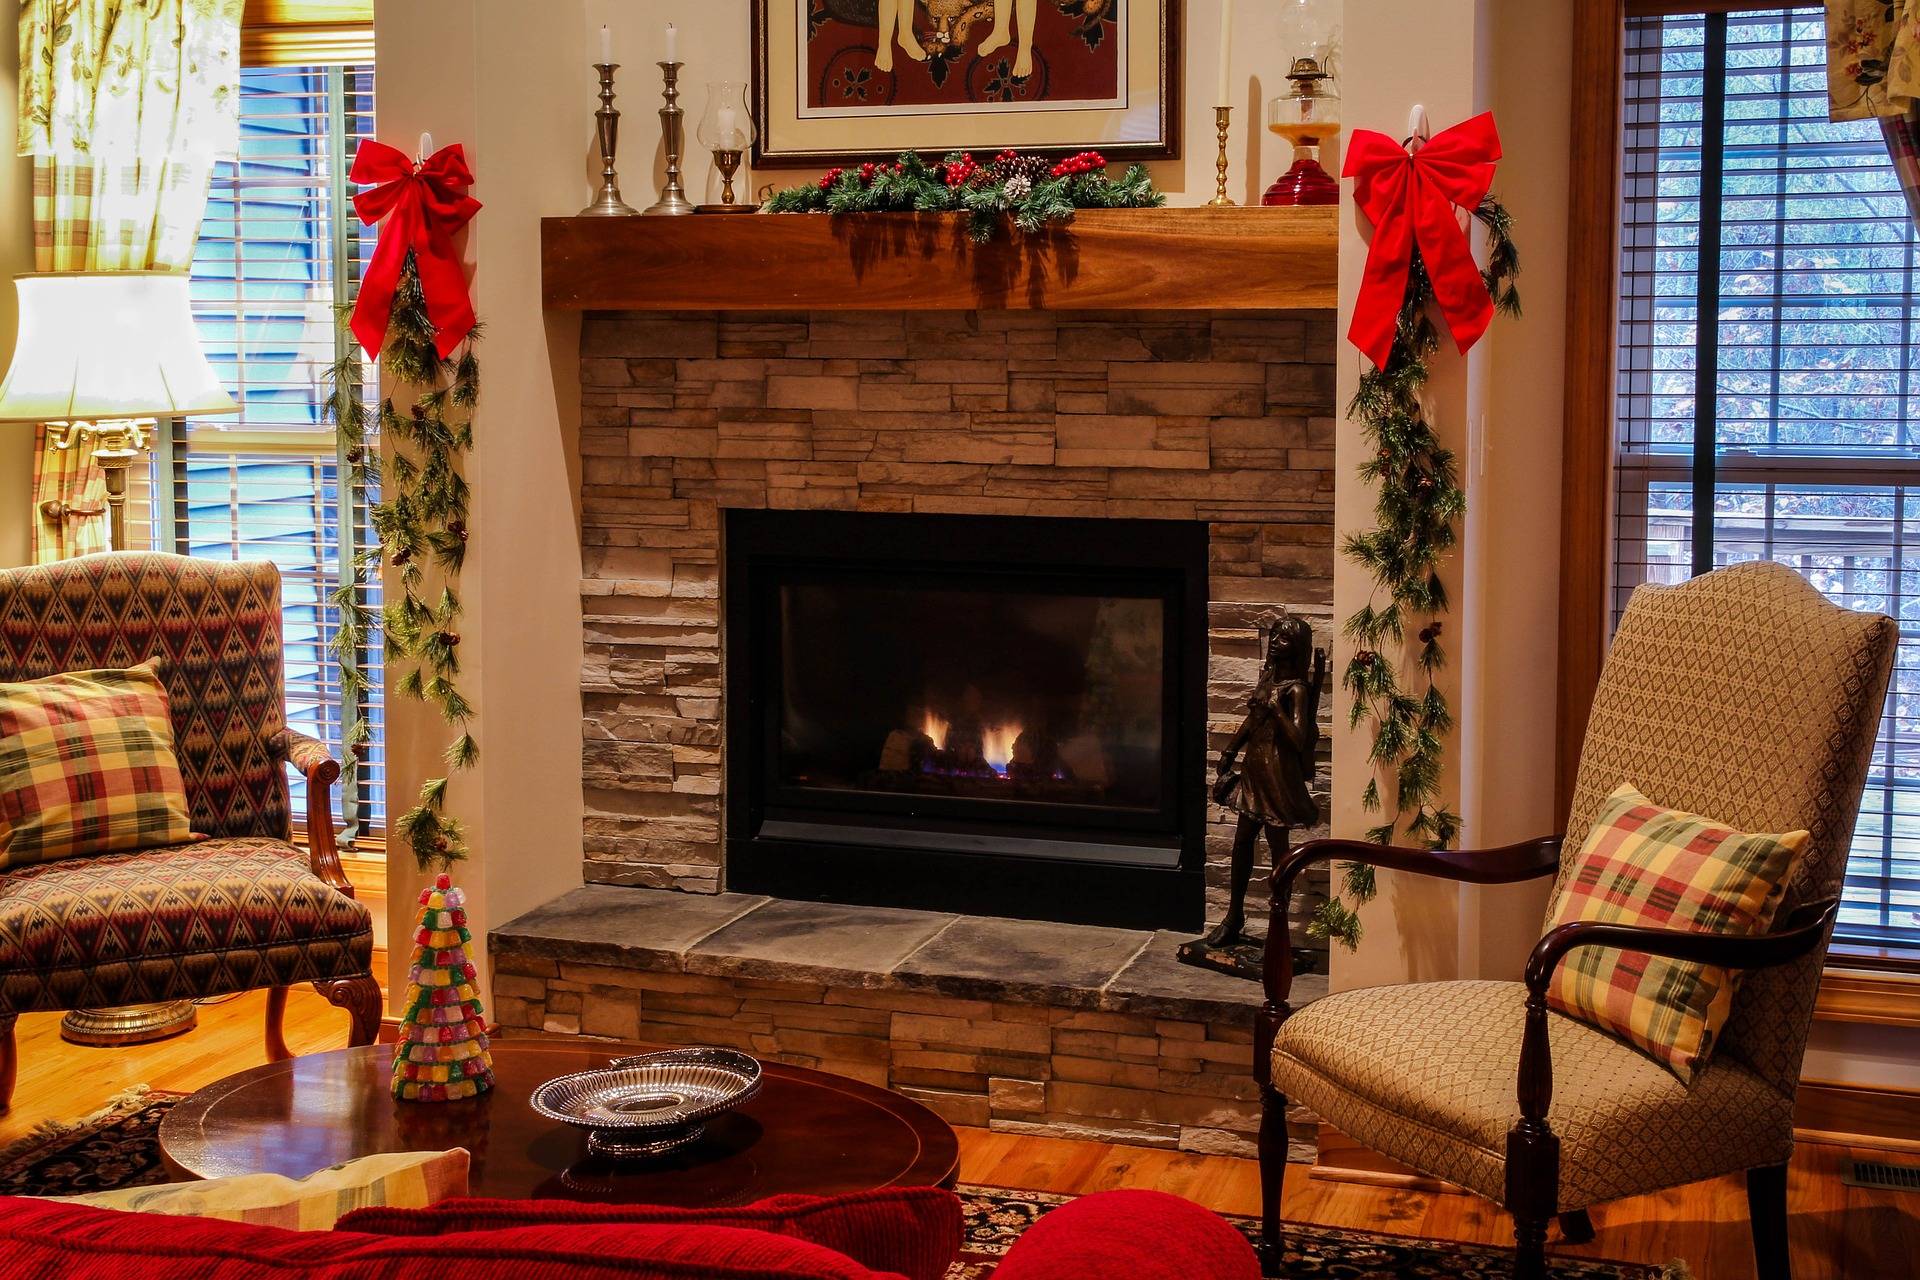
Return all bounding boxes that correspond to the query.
[312,973,383,1047]
[0,1015,16,1113]
[264,986,292,1062]
[1747,1161,1792,1280]
[1557,1209,1596,1245]
[1256,1084,1288,1276]
[1513,1217,1550,1280]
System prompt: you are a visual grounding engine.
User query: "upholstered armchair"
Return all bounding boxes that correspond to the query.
[0,553,381,1109]
[1255,562,1898,1280]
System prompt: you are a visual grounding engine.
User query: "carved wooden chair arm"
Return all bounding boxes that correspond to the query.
[277,729,353,900]
[1522,896,1840,999]
[1505,896,1841,1216]
[1260,834,1564,1014]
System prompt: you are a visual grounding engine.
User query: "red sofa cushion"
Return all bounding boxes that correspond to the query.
[0,1197,911,1280]
[336,1187,961,1280]
[991,1189,1261,1280]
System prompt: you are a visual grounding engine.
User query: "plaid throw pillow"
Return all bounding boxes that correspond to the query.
[0,660,200,869]
[1545,784,1808,1081]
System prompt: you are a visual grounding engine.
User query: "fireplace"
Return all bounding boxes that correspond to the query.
[725,509,1208,931]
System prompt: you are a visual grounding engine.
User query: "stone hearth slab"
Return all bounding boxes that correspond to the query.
[490,885,1328,1025]
[490,885,1331,1156]
[685,898,958,990]
[490,884,766,971]
[892,916,1153,1010]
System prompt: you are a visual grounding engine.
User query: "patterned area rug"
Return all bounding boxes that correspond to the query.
[951,1186,1682,1280]
[0,1091,1683,1279]
[0,1087,183,1197]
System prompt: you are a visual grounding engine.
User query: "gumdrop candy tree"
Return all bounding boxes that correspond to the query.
[391,872,494,1102]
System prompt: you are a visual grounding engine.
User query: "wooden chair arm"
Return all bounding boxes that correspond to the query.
[1522,896,1840,999]
[279,729,353,899]
[1504,896,1841,1218]
[1260,834,1563,1016]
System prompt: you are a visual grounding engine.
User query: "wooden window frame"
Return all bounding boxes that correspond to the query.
[1559,0,1920,1008]
[242,0,371,67]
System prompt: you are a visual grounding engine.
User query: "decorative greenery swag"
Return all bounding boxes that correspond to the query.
[328,253,481,871]
[1310,198,1521,949]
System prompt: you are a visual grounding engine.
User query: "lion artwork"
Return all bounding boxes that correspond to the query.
[873,0,1038,77]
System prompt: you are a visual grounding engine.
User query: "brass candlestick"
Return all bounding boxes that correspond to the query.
[1209,106,1235,207]
[712,148,746,207]
[581,63,640,216]
[643,60,695,216]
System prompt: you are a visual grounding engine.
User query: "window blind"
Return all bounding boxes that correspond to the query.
[152,65,382,841]
[1616,7,1920,956]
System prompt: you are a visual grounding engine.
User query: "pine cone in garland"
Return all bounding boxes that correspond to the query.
[1004,173,1032,200]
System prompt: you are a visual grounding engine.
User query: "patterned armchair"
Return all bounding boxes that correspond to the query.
[1254,562,1899,1280]
[0,554,380,1109]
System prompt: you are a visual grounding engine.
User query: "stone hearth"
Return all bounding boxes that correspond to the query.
[576,307,1338,932]
[491,885,1327,1157]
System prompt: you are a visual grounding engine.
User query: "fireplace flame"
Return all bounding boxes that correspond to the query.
[921,710,949,751]
[982,722,1021,776]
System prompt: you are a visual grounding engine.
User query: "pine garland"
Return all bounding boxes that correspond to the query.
[761,149,1163,244]
[327,251,482,872]
[1310,197,1522,950]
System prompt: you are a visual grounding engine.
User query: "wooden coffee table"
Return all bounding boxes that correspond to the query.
[158,1039,959,1205]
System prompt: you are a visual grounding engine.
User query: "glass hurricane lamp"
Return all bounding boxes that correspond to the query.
[1263,0,1342,207]
[696,81,757,212]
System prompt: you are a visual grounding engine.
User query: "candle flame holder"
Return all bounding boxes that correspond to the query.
[581,62,639,217]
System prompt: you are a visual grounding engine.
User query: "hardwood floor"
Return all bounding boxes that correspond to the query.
[4,994,1916,1279]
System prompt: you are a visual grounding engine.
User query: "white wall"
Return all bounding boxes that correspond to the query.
[373,1,587,1009]
[1327,0,1489,993]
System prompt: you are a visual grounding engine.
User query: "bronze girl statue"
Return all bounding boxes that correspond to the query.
[1178,613,1326,979]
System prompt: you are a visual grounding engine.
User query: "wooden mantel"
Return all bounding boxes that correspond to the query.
[540,206,1337,313]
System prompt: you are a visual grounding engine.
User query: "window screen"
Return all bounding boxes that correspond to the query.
[1616,7,1920,956]
[157,65,382,842]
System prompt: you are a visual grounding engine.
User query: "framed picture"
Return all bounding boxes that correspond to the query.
[751,0,1180,168]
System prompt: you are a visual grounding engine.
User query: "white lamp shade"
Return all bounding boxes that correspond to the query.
[0,272,238,422]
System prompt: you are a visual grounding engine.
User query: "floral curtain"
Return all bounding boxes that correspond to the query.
[1828,0,1920,225]
[16,0,244,272]
[29,424,109,563]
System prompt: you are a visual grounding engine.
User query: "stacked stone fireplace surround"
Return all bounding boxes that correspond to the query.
[490,307,1339,1156]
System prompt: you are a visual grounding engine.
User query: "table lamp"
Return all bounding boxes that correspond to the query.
[0,271,237,1048]
[0,272,239,552]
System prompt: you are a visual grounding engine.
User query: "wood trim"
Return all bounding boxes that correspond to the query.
[1310,1124,1468,1194]
[1814,970,1920,1029]
[1554,0,1628,819]
[541,207,1339,313]
[242,0,371,67]
[1625,0,1791,14]
[1795,1080,1920,1154]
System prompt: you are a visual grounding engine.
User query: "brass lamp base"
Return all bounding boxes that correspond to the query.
[60,1000,198,1046]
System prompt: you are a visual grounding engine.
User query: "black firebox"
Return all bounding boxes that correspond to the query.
[724,509,1207,931]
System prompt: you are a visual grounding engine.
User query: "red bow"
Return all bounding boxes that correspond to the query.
[1342,113,1501,369]
[350,140,482,361]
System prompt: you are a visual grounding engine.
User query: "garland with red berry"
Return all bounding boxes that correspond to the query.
[762,149,1162,243]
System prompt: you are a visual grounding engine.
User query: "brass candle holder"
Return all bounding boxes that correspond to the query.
[643,60,695,216]
[581,62,640,216]
[1208,106,1235,207]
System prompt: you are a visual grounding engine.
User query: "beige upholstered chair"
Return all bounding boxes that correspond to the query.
[1254,562,1899,1280]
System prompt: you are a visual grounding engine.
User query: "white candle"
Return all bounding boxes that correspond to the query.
[419,131,434,161]
[600,24,611,65]
[665,23,677,64]
[717,105,737,140]
[1216,0,1233,107]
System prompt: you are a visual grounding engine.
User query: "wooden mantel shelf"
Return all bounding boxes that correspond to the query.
[540,206,1337,313]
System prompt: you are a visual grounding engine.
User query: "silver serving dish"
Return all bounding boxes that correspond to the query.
[530,1047,763,1158]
